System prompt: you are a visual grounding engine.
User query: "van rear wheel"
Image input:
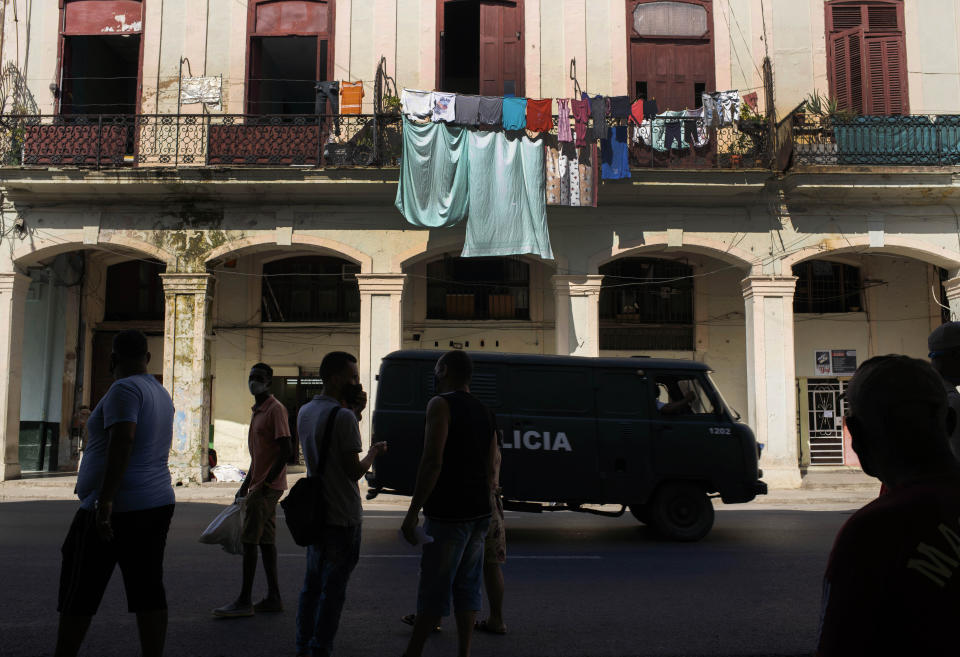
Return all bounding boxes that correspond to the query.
[650,482,714,542]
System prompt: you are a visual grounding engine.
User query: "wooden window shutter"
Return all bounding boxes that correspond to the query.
[865,35,907,114]
[829,28,865,115]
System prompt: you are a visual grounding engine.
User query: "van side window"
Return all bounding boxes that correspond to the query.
[596,371,649,418]
[653,374,716,416]
[511,368,592,414]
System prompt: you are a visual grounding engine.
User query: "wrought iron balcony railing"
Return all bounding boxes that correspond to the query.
[791,114,960,166]
[0,112,773,171]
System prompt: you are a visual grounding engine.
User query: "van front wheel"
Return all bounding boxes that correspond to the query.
[650,482,714,542]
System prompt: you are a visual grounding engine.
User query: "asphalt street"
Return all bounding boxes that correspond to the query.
[0,500,850,657]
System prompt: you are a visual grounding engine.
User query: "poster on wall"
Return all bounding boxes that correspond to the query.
[814,349,858,376]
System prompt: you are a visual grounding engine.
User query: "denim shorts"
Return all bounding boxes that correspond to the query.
[417,516,490,617]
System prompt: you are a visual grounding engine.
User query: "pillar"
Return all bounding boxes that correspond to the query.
[943,276,960,322]
[358,274,405,444]
[742,275,802,489]
[161,273,214,485]
[0,273,29,481]
[552,275,604,357]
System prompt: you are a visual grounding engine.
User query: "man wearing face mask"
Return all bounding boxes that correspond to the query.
[214,363,292,618]
[294,351,386,657]
[928,321,960,461]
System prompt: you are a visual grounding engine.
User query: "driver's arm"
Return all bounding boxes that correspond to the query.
[658,390,696,415]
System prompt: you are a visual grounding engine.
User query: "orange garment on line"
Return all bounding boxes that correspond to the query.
[525,98,553,133]
[341,81,364,114]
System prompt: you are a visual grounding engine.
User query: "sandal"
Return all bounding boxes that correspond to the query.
[475,619,507,635]
[401,613,442,632]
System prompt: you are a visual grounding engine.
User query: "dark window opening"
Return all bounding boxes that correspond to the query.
[939,267,951,324]
[792,260,863,314]
[442,1,481,95]
[261,257,360,323]
[61,35,140,114]
[249,36,320,115]
[694,82,706,107]
[104,260,165,321]
[599,257,694,351]
[635,80,648,100]
[426,257,530,321]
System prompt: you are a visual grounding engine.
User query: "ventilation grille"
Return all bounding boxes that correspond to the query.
[423,369,500,407]
[832,6,863,30]
[868,6,899,31]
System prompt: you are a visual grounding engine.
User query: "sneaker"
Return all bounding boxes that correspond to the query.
[254,597,283,613]
[212,601,254,618]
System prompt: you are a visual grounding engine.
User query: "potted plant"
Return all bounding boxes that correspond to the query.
[382,95,402,115]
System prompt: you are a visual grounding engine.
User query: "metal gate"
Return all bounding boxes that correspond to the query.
[807,379,847,465]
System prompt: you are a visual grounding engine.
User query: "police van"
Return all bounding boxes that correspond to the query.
[367,351,767,541]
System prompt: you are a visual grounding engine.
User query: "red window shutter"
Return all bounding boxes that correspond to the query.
[865,35,907,115]
[830,5,863,31]
[479,3,501,95]
[829,28,865,115]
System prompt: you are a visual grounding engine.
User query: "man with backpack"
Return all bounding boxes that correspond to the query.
[294,351,387,657]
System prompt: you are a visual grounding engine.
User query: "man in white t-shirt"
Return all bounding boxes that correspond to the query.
[295,351,386,657]
[54,330,175,657]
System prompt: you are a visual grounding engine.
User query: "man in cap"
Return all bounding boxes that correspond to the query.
[816,355,960,657]
[928,321,960,460]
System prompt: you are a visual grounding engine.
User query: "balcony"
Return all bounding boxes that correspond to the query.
[791,114,960,167]
[0,112,774,172]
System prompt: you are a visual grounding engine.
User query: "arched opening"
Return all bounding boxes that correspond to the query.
[426,256,530,321]
[261,255,360,323]
[599,257,694,351]
[17,248,166,474]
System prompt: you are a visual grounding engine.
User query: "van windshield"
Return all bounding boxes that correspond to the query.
[653,374,716,416]
[706,372,739,420]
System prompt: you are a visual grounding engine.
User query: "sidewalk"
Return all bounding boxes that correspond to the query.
[0,470,881,510]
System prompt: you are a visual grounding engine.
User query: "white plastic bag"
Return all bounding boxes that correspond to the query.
[199,501,244,555]
[210,465,245,483]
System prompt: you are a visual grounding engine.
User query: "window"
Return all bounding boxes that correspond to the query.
[438,0,524,96]
[511,368,592,414]
[627,0,715,112]
[261,256,360,322]
[826,1,907,115]
[653,373,716,416]
[792,261,863,314]
[59,1,144,114]
[104,260,165,321]
[247,0,334,114]
[426,256,530,321]
[599,258,694,351]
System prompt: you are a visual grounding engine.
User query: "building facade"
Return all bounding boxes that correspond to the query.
[1,0,959,488]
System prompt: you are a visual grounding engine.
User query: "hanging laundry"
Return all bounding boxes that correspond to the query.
[650,111,690,151]
[402,88,433,119]
[632,119,652,147]
[579,143,598,207]
[502,97,528,130]
[394,117,470,228]
[702,90,740,127]
[557,99,573,142]
[629,98,644,126]
[642,99,659,120]
[609,96,631,119]
[545,137,597,208]
[571,99,591,147]
[431,91,456,123]
[742,91,759,113]
[590,95,609,140]
[455,95,481,126]
[341,81,364,114]
[478,96,503,126]
[681,108,709,147]
[462,131,553,260]
[526,98,553,133]
[601,126,631,180]
[315,81,340,114]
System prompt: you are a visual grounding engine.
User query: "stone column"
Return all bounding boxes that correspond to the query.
[0,273,30,481]
[742,275,802,489]
[357,274,405,444]
[161,273,214,485]
[942,276,960,322]
[552,275,604,357]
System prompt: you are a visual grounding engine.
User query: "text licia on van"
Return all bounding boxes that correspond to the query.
[503,430,573,452]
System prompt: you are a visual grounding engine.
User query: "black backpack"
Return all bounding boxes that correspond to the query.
[281,406,340,547]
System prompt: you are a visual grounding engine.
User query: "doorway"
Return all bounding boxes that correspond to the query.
[60,35,141,114]
[438,0,523,96]
[249,36,322,115]
[799,378,848,466]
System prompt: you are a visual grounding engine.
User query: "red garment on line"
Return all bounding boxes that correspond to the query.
[629,98,645,126]
[526,98,553,133]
